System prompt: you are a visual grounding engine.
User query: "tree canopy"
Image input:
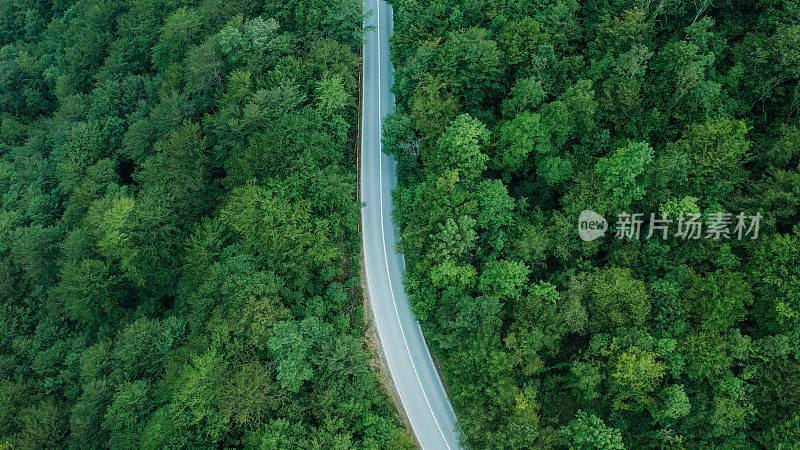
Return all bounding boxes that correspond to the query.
[0,0,411,448]
[385,0,800,447]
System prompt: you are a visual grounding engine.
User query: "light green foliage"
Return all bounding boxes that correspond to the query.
[539,156,573,186]
[93,186,183,298]
[656,39,716,109]
[111,317,185,382]
[502,76,547,117]
[499,17,549,68]
[681,331,730,382]
[102,380,153,449]
[15,400,69,449]
[660,195,700,218]
[382,111,419,178]
[561,410,624,450]
[476,179,515,230]
[610,347,666,411]
[671,120,751,202]
[218,362,282,428]
[135,121,210,215]
[708,376,756,438]
[507,281,566,375]
[152,7,203,70]
[220,181,339,287]
[478,259,530,300]
[69,379,113,447]
[410,73,460,142]
[431,216,477,261]
[267,318,329,393]
[57,258,122,326]
[167,349,228,441]
[654,384,691,424]
[495,112,548,175]
[762,414,800,449]
[427,113,490,181]
[315,73,348,114]
[221,69,253,107]
[595,142,654,209]
[586,267,651,332]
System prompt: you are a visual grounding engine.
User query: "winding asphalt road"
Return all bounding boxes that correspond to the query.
[360,0,461,448]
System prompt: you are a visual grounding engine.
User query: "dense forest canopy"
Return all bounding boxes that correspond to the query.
[383,0,800,448]
[2,0,800,448]
[0,0,414,448]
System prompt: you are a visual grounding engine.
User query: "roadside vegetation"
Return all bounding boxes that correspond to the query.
[0,0,413,447]
[384,0,800,447]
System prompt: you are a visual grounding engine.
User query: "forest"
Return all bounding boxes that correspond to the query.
[0,0,415,448]
[383,0,800,448]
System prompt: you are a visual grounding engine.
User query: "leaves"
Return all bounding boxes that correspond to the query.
[595,142,654,209]
[0,1,409,447]
[426,113,490,182]
[609,347,666,411]
[561,410,624,450]
[387,0,800,447]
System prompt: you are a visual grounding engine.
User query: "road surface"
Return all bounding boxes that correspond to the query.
[360,0,461,448]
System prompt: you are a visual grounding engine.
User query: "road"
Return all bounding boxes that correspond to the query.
[360,0,461,448]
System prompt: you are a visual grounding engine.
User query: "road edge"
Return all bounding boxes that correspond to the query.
[361,254,422,449]
[356,20,420,447]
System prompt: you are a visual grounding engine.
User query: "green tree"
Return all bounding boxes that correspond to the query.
[670,120,751,203]
[680,331,730,382]
[135,121,210,218]
[382,112,420,179]
[167,349,228,442]
[111,317,185,382]
[267,318,329,393]
[69,379,114,448]
[478,259,530,300]
[94,187,183,298]
[585,267,650,332]
[103,380,154,450]
[609,347,666,411]
[683,269,752,333]
[426,114,490,182]
[653,384,691,424]
[501,76,547,118]
[219,181,339,289]
[15,399,69,449]
[152,7,203,70]
[436,27,503,110]
[708,377,756,439]
[494,112,548,175]
[410,73,460,143]
[561,410,624,450]
[595,142,654,209]
[475,179,515,252]
[315,73,348,114]
[750,227,800,333]
[57,258,124,326]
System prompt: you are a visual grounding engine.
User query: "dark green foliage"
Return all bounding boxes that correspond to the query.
[387,0,800,447]
[0,0,408,448]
